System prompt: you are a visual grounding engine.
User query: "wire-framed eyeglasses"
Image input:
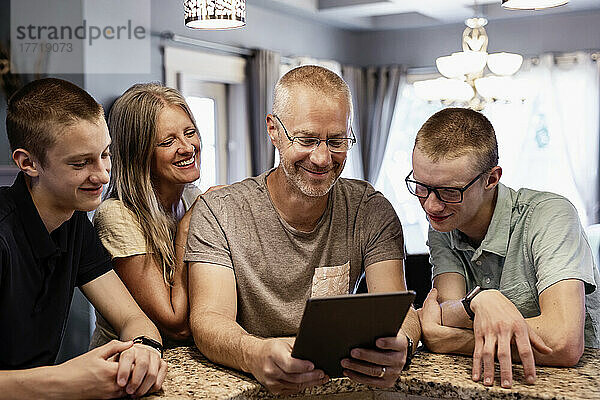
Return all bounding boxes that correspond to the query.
[405,170,485,204]
[273,114,356,153]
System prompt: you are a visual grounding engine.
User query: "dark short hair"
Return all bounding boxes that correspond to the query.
[414,107,498,173]
[6,78,104,166]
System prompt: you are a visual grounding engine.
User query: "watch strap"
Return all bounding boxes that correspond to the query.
[132,336,163,357]
[461,285,484,321]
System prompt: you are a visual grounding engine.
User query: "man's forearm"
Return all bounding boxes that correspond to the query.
[0,366,65,400]
[192,310,263,373]
[440,300,472,329]
[423,324,475,356]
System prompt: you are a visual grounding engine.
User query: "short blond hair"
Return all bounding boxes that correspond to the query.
[273,65,352,120]
[415,108,498,173]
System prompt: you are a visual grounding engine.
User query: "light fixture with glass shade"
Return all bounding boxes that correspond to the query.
[184,0,246,30]
[414,16,527,110]
[501,0,569,10]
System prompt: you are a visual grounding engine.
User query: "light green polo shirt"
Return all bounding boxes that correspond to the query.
[429,183,600,348]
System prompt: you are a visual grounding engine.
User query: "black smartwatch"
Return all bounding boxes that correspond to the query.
[403,334,414,371]
[132,336,163,357]
[461,286,485,320]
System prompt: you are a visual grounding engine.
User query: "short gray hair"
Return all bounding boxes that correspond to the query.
[272,65,353,121]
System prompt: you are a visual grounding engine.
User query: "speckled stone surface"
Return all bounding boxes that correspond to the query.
[146,347,600,400]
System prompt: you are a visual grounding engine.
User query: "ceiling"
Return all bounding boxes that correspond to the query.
[248,0,600,30]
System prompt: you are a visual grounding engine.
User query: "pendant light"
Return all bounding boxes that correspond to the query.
[184,0,246,30]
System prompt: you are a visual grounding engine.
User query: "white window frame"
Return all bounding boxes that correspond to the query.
[183,82,228,186]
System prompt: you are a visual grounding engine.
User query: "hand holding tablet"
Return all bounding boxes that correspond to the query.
[291,291,416,380]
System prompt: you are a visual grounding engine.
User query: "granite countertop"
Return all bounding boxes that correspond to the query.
[147,346,600,400]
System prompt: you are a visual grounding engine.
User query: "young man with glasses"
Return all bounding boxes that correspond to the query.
[412,108,599,389]
[184,65,420,395]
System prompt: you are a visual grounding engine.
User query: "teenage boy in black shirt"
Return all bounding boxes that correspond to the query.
[0,78,167,399]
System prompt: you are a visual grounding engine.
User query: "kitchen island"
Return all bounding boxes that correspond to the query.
[146,346,599,399]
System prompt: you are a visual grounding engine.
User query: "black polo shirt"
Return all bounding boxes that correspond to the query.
[0,172,113,369]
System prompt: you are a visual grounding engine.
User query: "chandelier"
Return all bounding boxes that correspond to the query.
[414,17,526,110]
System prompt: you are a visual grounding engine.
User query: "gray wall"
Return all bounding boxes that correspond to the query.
[349,9,600,67]
[85,0,357,108]
[0,0,85,166]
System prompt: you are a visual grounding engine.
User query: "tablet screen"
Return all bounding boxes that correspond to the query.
[291,291,416,378]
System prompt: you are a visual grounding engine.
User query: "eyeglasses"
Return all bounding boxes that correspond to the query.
[273,115,356,153]
[405,170,485,204]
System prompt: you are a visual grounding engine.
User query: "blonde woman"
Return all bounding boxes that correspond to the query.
[91,83,201,347]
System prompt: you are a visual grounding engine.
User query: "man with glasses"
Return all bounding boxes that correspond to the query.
[184,65,420,395]
[412,108,599,389]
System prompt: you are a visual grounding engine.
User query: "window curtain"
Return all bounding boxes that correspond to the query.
[247,49,280,176]
[341,65,366,180]
[342,65,405,183]
[499,52,599,226]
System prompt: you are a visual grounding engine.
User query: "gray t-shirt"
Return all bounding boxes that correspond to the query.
[429,183,600,348]
[185,170,405,338]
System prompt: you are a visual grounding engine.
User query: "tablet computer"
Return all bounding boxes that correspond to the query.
[291,291,416,378]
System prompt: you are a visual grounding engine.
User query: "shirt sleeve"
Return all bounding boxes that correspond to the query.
[184,195,233,269]
[359,189,405,268]
[428,227,467,280]
[76,214,113,287]
[93,199,148,258]
[527,197,597,295]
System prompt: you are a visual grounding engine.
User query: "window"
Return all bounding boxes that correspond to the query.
[183,82,228,192]
[186,96,217,192]
[377,56,599,254]
[374,85,442,254]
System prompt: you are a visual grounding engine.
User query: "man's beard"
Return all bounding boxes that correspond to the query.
[279,152,344,197]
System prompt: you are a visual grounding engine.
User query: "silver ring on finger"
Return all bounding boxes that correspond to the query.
[378,367,386,378]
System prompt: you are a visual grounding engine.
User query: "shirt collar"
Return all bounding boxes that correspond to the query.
[448,183,512,259]
[10,172,62,259]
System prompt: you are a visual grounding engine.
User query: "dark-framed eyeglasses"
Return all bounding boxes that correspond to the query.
[405,170,485,204]
[273,114,356,153]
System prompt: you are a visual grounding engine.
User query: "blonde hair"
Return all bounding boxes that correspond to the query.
[106,83,199,284]
[273,65,353,120]
[415,107,498,173]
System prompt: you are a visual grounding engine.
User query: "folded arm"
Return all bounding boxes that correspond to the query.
[112,208,194,341]
[83,270,167,397]
[421,272,585,388]
[434,273,586,365]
